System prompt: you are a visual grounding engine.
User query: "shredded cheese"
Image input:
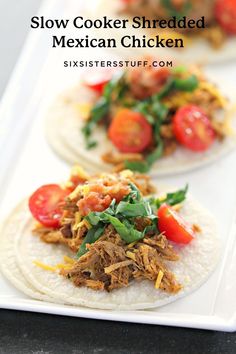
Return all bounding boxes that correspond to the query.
[71,165,90,181]
[164,80,227,111]
[172,204,182,211]
[126,251,136,261]
[33,261,56,272]
[63,256,76,264]
[164,91,192,109]
[199,81,227,107]
[69,184,90,200]
[127,241,138,249]
[155,270,164,289]
[68,185,83,200]
[82,185,90,195]
[78,219,92,229]
[157,194,167,202]
[33,259,74,272]
[120,170,134,178]
[222,103,236,136]
[33,222,44,230]
[54,264,73,270]
[74,103,92,120]
[72,212,82,231]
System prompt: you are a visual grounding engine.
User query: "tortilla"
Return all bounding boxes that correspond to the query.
[45,84,236,176]
[0,192,220,310]
[0,203,54,302]
[88,0,236,64]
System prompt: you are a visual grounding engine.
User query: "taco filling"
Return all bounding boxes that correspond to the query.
[30,167,198,293]
[119,0,236,48]
[81,60,231,173]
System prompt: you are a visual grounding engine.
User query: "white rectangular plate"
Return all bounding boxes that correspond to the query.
[0,0,236,332]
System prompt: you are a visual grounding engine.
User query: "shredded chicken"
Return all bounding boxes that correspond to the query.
[33,227,66,245]
[36,202,182,293]
[102,151,144,164]
[132,244,181,293]
[143,234,180,261]
[61,229,181,293]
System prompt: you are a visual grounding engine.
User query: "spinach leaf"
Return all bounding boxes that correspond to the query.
[157,74,199,99]
[128,182,142,201]
[152,97,169,122]
[174,75,198,92]
[124,160,150,173]
[116,201,153,218]
[163,185,188,206]
[82,73,127,148]
[122,182,142,202]
[77,224,105,258]
[172,65,187,74]
[86,211,145,243]
[135,101,155,125]
[79,184,187,249]
[156,78,175,99]
[124,140,163,173]
[84,189,157,244]
[81,98,110,149]
[146,141,164,166]
[102,214,145,243]
[125,93,167,173]
[161,0,192,18]
[149,185,188,211]
[124,72,198,173]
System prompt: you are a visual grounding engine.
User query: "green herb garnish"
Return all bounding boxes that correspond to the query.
[82,73,127,148]
[173,75,198,91]
[148,185,188,212]
[161,0,192,19]
[82,68,198,171]
[76,224,105,258]
[76,184,187,258]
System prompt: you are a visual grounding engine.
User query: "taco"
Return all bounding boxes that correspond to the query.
[45,60,235,175]
[89,0,236,63]
[0,167,220,309]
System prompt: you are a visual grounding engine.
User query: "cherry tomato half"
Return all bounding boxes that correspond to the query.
[215,0,236,34]
[108,109,153,153]
[121,0,135,3]
[29,184,69,228]
[158,204,194,244]
[83,69,114,95]
[173,105,215,152]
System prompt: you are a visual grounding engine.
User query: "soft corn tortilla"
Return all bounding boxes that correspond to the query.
[0,204,54,302]
[0,193,220,310]
[45,84,236,176]
[88,0,236,64]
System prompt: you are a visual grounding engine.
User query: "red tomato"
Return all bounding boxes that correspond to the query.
[173,105,215,152]
[83,69,113,94]
[158,204,194,244]
[215,0,236,34]
[108,109,152,153]
[29,184,69,228]
[152,67,170,82]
